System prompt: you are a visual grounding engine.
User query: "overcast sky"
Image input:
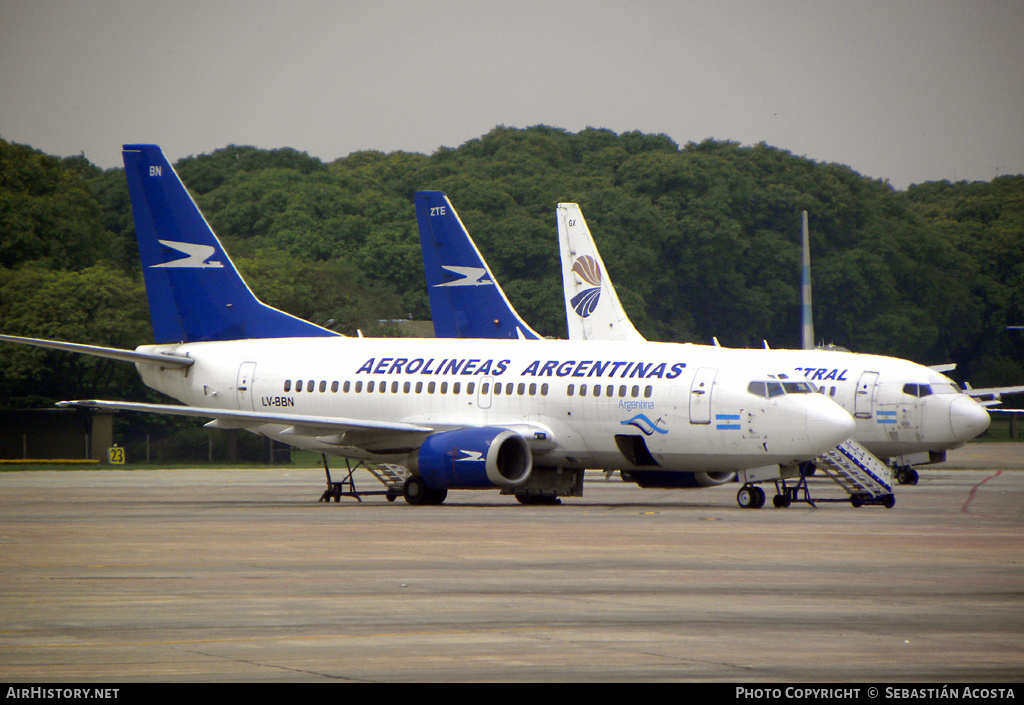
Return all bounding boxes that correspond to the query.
[2,0,1022,189]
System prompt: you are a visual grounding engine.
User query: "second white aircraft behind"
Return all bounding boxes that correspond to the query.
[556,202,991,485]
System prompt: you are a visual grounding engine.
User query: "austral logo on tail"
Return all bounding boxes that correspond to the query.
[152,240,223,269]
[570,255,601,318]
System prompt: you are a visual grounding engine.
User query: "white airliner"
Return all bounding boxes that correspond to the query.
[556,203,992,486]
[0,146,856,506]
[416,192,902,508]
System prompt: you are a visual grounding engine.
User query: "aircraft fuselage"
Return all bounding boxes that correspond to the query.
[136,337,855,473]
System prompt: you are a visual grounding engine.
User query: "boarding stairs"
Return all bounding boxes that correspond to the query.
[319,457,410,503]
[774,439,896,508]
[367,463,412,493]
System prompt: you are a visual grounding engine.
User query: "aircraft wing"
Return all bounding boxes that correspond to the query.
[57,399,434,446]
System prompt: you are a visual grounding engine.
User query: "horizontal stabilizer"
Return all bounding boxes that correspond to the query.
[0,334,193,368]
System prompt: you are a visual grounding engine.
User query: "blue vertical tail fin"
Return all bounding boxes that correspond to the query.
[414,191,541,339]
[122,144,338,343]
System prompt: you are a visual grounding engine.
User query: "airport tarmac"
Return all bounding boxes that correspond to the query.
[1,443,1022,683]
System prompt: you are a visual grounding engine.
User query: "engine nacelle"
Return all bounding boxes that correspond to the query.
[624,470,735,489]
[408,427,532,490]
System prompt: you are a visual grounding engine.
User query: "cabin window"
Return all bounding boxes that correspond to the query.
[403,381,411,393]
[644,385,652,398]
[415,381,423,394]
[331,381,339,393]
[296,380,303,392]
[467,382,475,394]
[631,385,639,398]
[579,384,588,397]
[343,381,350,393]
[319,381,327,393]
[354,381,363,393]
[453,382,461,394]
[440,382,448,394]
[619,385,626,397]
[541,383,549,396]
[284,380,291,392]
[493,383,502,396]
[481,383,490,395]
[529,383,537,396]
[567,384,575,396]
[428,381,435,394]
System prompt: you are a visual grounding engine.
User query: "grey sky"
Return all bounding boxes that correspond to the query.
[2,0,1022,189]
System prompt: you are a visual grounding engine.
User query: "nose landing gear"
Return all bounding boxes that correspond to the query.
[736,484,766,509]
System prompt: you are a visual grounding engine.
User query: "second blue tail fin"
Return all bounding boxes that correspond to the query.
[415,191,540,340]
[122,144,338,343]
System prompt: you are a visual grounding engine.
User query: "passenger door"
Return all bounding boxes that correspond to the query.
[689,367,717,424]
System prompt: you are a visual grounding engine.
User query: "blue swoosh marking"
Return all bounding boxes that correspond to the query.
[620,414,668,436]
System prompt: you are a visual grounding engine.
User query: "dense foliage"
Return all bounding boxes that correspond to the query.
[2,126,1022,419]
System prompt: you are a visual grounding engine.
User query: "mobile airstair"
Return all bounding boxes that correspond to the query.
[319,456,410,503]
[772,439,896,508]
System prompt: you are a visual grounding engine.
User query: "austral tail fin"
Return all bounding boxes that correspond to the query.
[122,144,338,343]
[414,191,541,339]
[556,203,646,342]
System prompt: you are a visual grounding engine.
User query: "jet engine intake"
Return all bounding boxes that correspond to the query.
[408,427,532,489]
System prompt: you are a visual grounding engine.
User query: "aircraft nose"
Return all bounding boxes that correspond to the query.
[950,396,991,442]
[807,397,856,452]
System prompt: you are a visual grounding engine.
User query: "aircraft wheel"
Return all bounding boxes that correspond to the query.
[403,476,430,505]
[751,485,766,508]
[737,486,755,509]
[907,469,919,485]
[773,493,791,508]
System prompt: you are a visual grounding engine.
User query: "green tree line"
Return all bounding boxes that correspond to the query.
[2,126,1022,420]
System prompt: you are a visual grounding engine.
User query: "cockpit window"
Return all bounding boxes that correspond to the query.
[904,383,938,397]
[748,380,812,398]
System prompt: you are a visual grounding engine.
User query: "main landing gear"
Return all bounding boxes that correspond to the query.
[401,475,448,506]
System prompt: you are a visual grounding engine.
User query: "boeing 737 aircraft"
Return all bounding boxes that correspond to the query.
[415,191,907,508]
[556,203,991,486]
[0,146,856,507]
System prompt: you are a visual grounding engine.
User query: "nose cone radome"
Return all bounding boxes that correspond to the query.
[950,396,991,442]
[807,397,857,452]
